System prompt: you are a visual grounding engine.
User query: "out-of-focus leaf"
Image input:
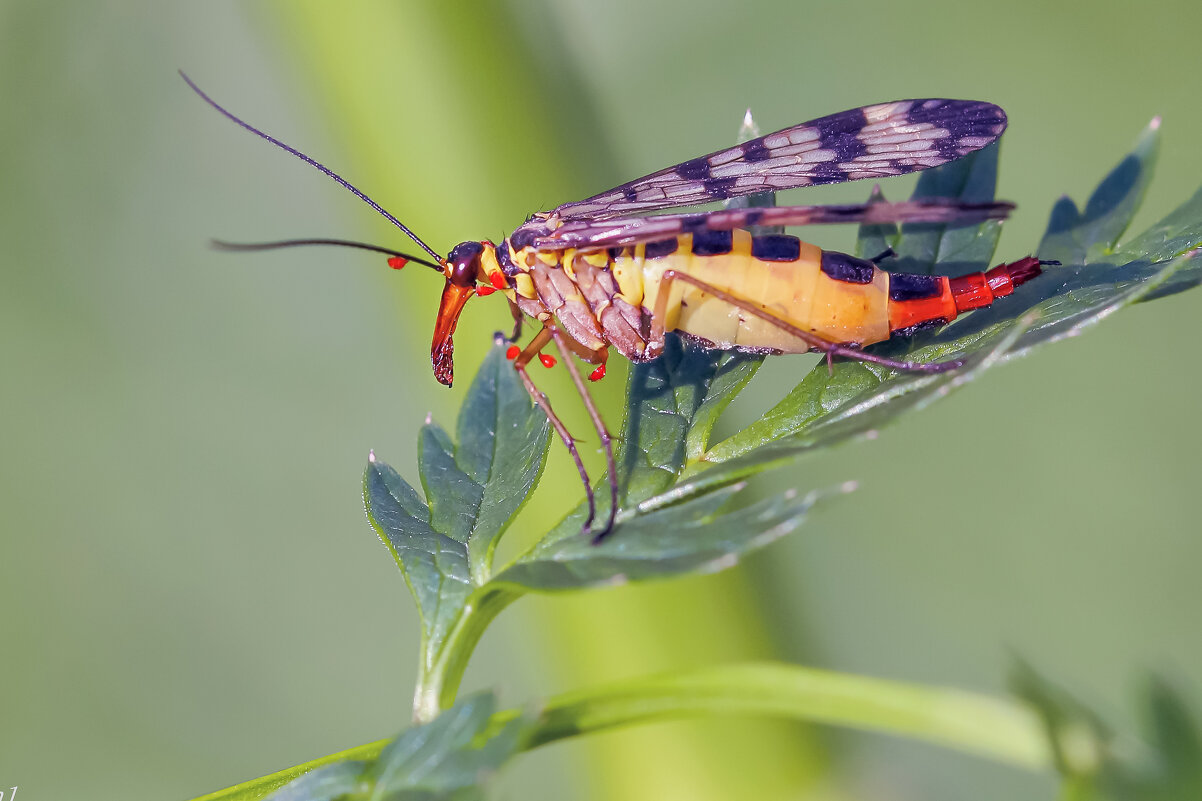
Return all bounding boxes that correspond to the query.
[1144,678,1202,792]
[1012,665,1202,801]
[264,693,530,801]
[364,339,549,674]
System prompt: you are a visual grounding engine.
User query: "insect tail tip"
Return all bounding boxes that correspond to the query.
[1009,257,1045,286]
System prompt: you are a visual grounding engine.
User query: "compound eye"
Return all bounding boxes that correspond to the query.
[446,241,485,288]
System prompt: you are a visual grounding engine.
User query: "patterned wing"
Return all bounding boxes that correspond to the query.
[535,199,1013,252]
[551,100,1006,221]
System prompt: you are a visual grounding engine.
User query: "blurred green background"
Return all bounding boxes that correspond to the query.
[3,2,1202,799]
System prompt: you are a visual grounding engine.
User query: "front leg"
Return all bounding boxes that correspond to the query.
[510,326,598,530]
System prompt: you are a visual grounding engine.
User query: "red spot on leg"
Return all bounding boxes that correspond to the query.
[476,285,496,296]
[387,256,408,270]
[506,345,520,360]
[539,353,557,368]
[489,271,507,290]
[588,363,607,382]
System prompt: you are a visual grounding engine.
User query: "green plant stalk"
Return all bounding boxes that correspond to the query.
[413,585,520,722]
[191,662,1053,801]
[515,663,1051,766]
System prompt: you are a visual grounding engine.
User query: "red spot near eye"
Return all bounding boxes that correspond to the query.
[506,345,520,360]
[588,363,607,382]
[476,286,496,296]
[387,256,408,270]
[489,271,507,290]
[539,353,557,368]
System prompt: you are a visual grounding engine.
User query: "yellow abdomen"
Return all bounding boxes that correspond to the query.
[635,229,891,352]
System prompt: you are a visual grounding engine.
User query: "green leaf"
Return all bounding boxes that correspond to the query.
[854,183,899,261]
[1038,119,1160,266]
[264,692,530,801]
[1120,183,1202,301]
[704,121,1200,468]
[706,143,1008,464]
[364,456,470,661]
[885,141,1003,276]
[263,762,364,801]
[489,336,830,592]
[565,337,763,523]
[677,316,1031,492]
[364,339,549,717]
[493,483,838,591]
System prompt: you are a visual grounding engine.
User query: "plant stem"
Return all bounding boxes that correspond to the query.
[513,662,1052,768]
[190,662,1053,801]
[412,585,519,723]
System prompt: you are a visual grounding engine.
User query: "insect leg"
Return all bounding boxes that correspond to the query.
[545,327,618,542]
[649,270,962,373]
[511,327,598,529]
[506,298,524,342]
[550,332,610,381]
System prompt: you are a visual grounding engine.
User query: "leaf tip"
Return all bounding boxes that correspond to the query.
[1150,115,1162,131]
[425,411,433,425]
[840,480,859,494]
[368,449,376,463]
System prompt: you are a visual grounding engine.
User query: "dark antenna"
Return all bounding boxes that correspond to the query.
[211,238,444,273]
[180,71,445,266]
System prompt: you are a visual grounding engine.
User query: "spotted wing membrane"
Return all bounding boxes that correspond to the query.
[548,99,1006,227]
[535,198,1013,251]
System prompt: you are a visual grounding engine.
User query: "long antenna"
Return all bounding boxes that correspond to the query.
[211,238,444,273]
[181,71,444,265]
